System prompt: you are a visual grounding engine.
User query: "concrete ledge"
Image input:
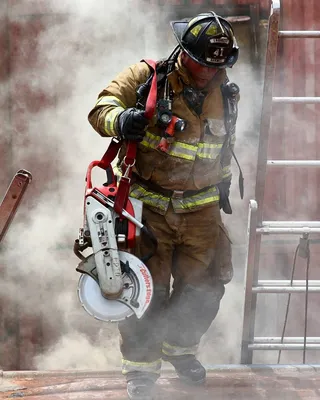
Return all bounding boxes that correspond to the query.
[2,365,320,399]
[3,364,320,378]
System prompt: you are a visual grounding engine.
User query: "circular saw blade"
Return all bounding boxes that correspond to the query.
[77,251,153,322]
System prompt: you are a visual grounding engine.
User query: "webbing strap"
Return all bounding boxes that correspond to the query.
[144,59,158,119]
[99,59,158,216]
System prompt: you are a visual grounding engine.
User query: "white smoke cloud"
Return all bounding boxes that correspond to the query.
[1,0,177,371]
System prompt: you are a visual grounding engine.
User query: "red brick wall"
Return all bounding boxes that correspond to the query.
[264,0,320,220]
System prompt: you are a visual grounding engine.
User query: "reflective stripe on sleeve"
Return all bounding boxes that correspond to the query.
[122,358,162,375]
[104,106,125,136]
[94,96,126,136]
[162,342,198,357]
[95,95,126,108]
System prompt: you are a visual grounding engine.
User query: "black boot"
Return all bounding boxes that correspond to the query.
[162,354,206,385]
[126,377,155,400]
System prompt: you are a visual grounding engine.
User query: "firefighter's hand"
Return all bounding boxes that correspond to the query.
[217,181,232,214]
[117,108,149,142]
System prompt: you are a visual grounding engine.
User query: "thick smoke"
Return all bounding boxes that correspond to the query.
[0,0,269,371]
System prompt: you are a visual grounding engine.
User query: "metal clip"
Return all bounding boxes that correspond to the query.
[123,158,136,179]
[123,164,131,179]
[78,228,84,246]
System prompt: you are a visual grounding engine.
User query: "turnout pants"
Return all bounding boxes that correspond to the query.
[119,203,232,380]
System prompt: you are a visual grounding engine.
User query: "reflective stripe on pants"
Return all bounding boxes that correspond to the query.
[122,358,162,376]
[162,341,198,357]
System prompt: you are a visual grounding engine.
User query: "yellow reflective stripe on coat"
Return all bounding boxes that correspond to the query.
[95,95,126,108]
[172,186,219,212]
[129,183,219,213]
[129,183,170,213]
[197,142,223,159]
[141,132,197,161]
[162,342,198,357]
[104,106,125,135]
[141,131,226,161]
[222,166,232,179]
[122,358,162,375]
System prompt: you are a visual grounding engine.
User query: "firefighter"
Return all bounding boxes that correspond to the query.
[88,11,239,400]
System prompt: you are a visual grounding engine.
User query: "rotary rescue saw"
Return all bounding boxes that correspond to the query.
[74,59,158,323]
[74,147,157,322]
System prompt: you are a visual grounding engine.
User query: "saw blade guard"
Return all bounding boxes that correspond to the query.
[77,251,153,322]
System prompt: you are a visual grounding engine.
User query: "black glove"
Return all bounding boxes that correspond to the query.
[217,181,232,214]
[117,108,149,142]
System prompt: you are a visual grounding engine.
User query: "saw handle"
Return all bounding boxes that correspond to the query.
[85,160,116,191]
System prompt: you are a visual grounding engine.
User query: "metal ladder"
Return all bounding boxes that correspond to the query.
[240,0,320,364]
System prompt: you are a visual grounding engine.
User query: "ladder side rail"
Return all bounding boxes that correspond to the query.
[240,200,259,364]
[240,0,281,365]
[254,0,281,222]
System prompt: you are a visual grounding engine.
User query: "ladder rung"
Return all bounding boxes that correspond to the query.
[252,285,320,293]
[249,343,320,350]
[273,96,320,103]
[267,160,320,166]
[258,280,320,287]
[256,226,320,234]
[258,221,320,234]
[255,337,320,344]
[279,30,320,38]
[263,221,320,228]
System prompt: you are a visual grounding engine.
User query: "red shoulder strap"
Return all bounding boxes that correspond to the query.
[142,59,158,119]
[99,59,158,216]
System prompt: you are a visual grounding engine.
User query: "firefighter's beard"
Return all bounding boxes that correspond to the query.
[181,52,218,89]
